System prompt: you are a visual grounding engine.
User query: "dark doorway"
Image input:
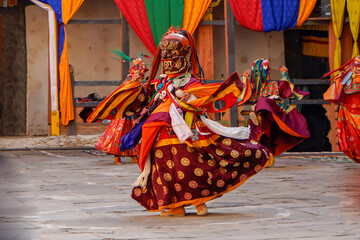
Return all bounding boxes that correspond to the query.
[284,28,332,152]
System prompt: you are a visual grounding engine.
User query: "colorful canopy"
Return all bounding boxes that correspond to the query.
[229,0,316,32]
[114,0,212,55]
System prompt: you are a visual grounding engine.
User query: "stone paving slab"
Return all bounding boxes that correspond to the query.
[0,135,101,150]
[0,149,360,239]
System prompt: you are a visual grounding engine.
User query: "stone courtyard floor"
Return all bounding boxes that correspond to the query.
[0,149,360,240]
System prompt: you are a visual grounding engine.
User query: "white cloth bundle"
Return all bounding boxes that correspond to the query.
[200,116,250,140]
[169,103,193,142]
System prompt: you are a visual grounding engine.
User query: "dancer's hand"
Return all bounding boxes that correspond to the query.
[243,69,251,77]
[180,93,190,102]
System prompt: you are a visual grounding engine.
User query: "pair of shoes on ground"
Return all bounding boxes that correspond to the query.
[114,156,138,165]
[113,156,123,165]
[130,156,138,163]
[160,203,208,217]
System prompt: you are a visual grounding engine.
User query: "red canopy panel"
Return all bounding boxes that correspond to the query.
[114,0,156,55]
[229,0,263,32]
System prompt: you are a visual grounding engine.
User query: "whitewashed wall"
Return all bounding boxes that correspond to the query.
[26,5,49,135]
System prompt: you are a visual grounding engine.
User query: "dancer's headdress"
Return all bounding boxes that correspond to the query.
[147,27,204,88]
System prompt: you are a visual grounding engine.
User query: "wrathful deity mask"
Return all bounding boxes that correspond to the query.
[352,56,360,84]
[353,56,360,75]
[159,33,191,76]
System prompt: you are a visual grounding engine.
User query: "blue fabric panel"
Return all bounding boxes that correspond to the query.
[58,25,65,63]
[261,0,299,32]
[120,121,146,151]
[39,0,63,23]
[38,0,65,60]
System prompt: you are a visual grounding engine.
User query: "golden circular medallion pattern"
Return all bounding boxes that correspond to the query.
[194,168,204,176]
[222,138,232,146]
[184,192,192,200]
[163,186,169,194]
[254,164,262,172]
[233,162,240,167]
[138,93,146,101]
[239,174,247,181]
[141,187,147,194]
[198,156,204,163]
[163,173,172,182]
[171,146,178,155]
[181,157,190,166]
[208,159,216,167]
[189,180,198,188]
[232,171,238,179]
[216,149,225,156]
[134,188,141,197]
[177,171,185,179]
[207,178,212,185]
[166,160,175,169]
[219,160,228,167]
[208,172,213,179]
[255,150,262,158]
[245,149,252,157]
[125,111,134,116]
[187,146,194,153]
[174,183,182,191]
[201,189,210,196]
[220,167,227,174]
[216,180,225,188]
[157,177,162,185]
[243,162,250,168]
[155,150,164,158]
[231,150,240,158]
[158,199,164,206]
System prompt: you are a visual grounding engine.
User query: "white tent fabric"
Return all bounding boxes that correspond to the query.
[31,0,58,113]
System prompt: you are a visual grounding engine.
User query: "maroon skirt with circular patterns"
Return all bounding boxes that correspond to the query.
[131,135,270,211]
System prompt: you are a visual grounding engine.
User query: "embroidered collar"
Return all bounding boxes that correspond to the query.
[172,73,191,88]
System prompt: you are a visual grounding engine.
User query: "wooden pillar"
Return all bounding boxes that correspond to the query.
[341,23,353,64]
[224,0,237,127]
[195,10,215,121]
[195,25,214,80]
